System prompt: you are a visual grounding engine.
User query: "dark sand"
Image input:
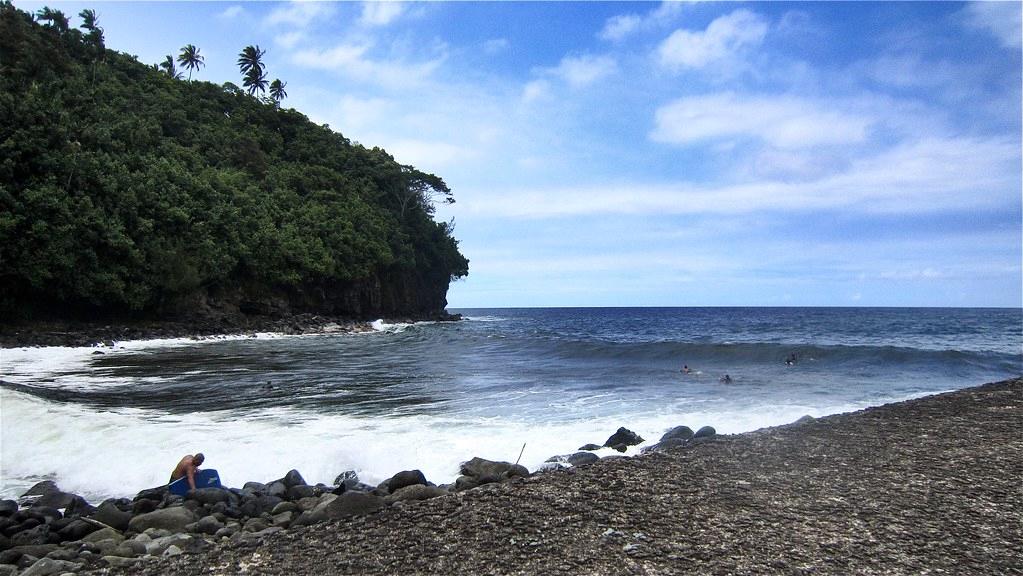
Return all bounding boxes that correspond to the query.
[109,378,1022,575]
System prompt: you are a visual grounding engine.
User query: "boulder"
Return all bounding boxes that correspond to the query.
[82,527,123,544]
[242,518,270,533]
[17,482,59,507]
[56,519,101,541]
[694,425,716,439]
[89,502,132,532]
[62,496,96,518]
[188,488,231,506]
[19,557,82,576]
[459,457,529,484]
[286,485,318,501]
[133,486,167,503]
[567,452,600,466]
[333,471,360,491]
[385,470,428,492]
[101,556,141,569]
[323,492,384,520]
[0,502,16,517]
[0,545,59,565]
[9,525,51,547]
[127,507,197,534]
[191,516,223,536]
[578,444,602,452]
[603,427,644,448]
[383,485,447,505]
[131,499,158,516]
[144,533,193,556]
[281,469,307,489]
[660,425,694,443]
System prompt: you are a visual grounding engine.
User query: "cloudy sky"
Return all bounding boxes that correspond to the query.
[20,1,1022,307]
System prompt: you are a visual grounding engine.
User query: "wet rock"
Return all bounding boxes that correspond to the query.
[191,516,224,536]
[0,502,15,517]
[578,444,603,451]
[9,525,52,547]
[281,469,307,488]
[694,426,716,439]
[333,471,360,491]
[286,485,318,501]
[102,555,142,569]
[604,427,644,449]
[567,452,600,466]
[243,517,270,533]
[385,470,428,493]
[128,507,197,534]
[89,502,131,532]
[660,425,694,443]
[145,533,193,556]
[131,499,158,515]
[17,482,59,508]
[458,457,529,487]
[133,485,167,503]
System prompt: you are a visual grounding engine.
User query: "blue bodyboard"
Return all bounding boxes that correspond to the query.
[168,468,222,496]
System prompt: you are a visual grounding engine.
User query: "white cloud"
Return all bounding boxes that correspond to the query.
[385,139,474,169]
[962,1,1022,48]
[599,1,687,42]
[551,54,617,88]
[657,9,768,70]
[651,93,871,149]
[461,136,1019,218]
[218,5,244,19]
[265,1,334,28]
[600,14,642,42]
[276,31,305,49]
[521,79,550,103]
[292,43,444,87]
[360,1,406,27]
[483,38,510,54]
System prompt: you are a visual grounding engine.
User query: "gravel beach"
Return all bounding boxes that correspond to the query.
[95,378,1022,576]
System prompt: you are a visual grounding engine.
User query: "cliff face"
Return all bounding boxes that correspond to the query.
[159,267,455,324]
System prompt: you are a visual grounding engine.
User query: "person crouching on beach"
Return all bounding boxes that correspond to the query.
[169,453,204,490]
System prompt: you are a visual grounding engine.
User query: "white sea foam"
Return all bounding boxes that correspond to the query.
[0,380,913,503]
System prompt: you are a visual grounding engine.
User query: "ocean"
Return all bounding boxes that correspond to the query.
[1,307,1020,503]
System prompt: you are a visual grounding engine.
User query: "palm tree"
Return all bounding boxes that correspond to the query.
[269,79,287,106]
[78,9,104,49]
[36,8,70,34]
[159,55,182,80]
[243,67,268,96]
[237,45,265,77]
[177,44,204,81]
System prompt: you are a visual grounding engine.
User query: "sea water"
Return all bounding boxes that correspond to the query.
[1,307,1020,502]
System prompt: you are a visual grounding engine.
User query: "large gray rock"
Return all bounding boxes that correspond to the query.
[127,507,197,534]
[56,519,102,541]
[385,470,428,493]
[694,425,716,439]
[0,545,59,566]
[660,425,694,443]
[459,457,529,484]
[17,482,59,507]
[20,557,82,576]
[323,492,384,520]
[144,533,193,556]
[0,501,16,517]
[188,488,231,506]
[82,527,123,544]
[89,502,132,532]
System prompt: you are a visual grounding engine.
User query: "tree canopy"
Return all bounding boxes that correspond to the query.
[0,3,468,322]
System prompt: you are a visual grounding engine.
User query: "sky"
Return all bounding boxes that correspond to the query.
[17,1,1023,308]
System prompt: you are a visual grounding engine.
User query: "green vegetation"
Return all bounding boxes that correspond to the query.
[0,3,468,322]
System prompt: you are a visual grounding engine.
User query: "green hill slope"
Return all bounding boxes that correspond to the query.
[0,3,468,323]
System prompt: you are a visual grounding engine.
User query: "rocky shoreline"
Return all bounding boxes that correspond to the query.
[0,311,462,349]
[2,378,1019,575]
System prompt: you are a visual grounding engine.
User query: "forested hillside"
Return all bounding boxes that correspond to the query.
[0,3,468,323]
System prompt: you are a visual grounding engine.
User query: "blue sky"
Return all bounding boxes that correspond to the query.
[19,1,1023,307]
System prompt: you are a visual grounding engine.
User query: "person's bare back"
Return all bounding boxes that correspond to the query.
[169,453,205,490]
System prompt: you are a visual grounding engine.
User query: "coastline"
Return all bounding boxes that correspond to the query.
[0,312,461,349]
[90,377,1021,576]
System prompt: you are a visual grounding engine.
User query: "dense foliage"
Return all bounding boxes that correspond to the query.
[0,3,468,321]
